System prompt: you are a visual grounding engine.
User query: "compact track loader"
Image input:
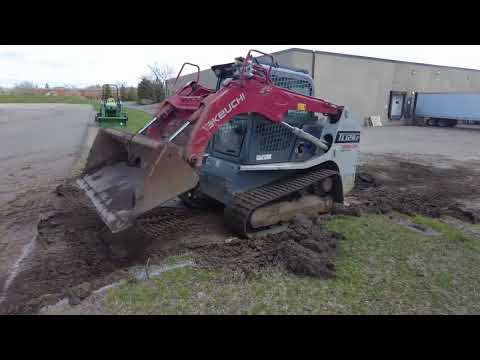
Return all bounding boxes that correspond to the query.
[77,50,361,236]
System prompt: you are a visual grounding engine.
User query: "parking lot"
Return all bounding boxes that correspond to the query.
[360,125,480,163]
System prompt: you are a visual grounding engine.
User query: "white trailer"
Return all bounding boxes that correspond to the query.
[413,92,480,127]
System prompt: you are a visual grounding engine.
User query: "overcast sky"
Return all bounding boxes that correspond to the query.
[1,45,480,88]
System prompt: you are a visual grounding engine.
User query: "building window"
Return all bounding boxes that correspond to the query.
[411,69,416,76]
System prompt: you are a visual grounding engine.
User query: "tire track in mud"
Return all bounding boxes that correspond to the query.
[0,230,37,305]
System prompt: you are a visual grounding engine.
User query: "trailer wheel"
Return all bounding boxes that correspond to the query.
[437,119,457,128]
[426,118,438,127]
[437,119,450,127]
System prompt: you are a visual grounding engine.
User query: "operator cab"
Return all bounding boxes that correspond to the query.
[211,59,313,96]
[207,60,327,166]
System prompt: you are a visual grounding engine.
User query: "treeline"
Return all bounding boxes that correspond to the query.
[118,85,137,102]
[1,63,176,104]
[1,81,64,95]
[99,64,174,105]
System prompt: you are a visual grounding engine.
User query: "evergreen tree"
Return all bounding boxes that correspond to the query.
[137,77,154,102]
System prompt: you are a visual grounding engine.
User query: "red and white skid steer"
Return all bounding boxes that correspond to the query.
[77,50,361,236]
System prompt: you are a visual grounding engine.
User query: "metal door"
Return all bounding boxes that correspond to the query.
[404,97,413,118]
[389,93,404,120]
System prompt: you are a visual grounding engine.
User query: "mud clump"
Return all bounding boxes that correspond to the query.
[65,282,93,306]
[281,240,336,278]
[354,172,377,190]
[191,215,341,279]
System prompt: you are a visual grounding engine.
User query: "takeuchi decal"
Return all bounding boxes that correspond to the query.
[203,93,246,131]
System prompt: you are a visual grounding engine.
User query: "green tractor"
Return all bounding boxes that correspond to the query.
[95,84,128,128]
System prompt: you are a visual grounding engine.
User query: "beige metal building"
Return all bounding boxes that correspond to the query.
[170,48,480,126]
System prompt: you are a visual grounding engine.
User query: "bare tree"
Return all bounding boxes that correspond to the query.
[148,63,174,87]
[147,63,175,101]
[116,81,128,88]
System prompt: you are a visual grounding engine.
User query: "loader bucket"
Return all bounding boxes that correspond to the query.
[77,128,199,233]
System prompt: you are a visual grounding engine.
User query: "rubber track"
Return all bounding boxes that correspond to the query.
[224,168,339,236]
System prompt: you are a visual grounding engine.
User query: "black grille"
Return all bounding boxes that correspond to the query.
[271,71,312,96]
[213,118,246,156]
[255,119,296,153]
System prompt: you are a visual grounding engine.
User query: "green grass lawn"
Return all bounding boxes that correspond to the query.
[0,94,95,104]
[123,108,152,133]
[103,214,480,315]
[0,94,153,133]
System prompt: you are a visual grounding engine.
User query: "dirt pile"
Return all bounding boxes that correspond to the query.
[0,184,227,315]
[190,215,341,279]
[349,156,480,223]
[0,206,127,314]
[2,185,341,314]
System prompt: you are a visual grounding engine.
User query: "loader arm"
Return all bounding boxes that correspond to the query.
[139,80,215,140]
[141,51,341,167]
[183,76,341,166]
